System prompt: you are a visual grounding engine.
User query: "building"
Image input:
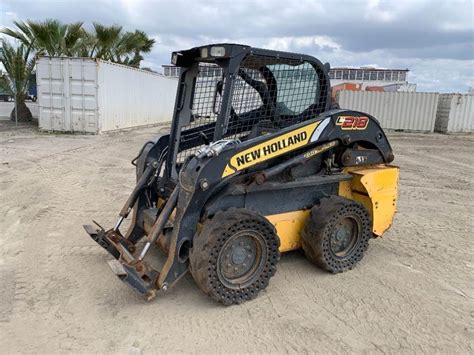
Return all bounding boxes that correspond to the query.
[163,64,409,85]
[162,64,411,94]
[329,67,409,89]
[162,63,223,78]
[162,65,182,78]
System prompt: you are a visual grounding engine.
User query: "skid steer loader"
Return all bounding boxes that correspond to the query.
[84,44,399,305]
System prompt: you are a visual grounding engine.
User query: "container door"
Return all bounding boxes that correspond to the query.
[68,59,98,133]
[37,58,98,133]
[37,58,66,131]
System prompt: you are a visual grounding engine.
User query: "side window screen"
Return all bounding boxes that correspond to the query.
[231,69,264,115]
[267,63,319,116]
[206,55,327,142]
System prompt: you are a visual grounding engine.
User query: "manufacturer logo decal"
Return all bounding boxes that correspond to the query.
[336,116,369,130]
[222,121,320,177]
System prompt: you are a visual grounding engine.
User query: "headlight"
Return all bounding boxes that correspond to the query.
[210,46,226,57]
[200,47,208,58]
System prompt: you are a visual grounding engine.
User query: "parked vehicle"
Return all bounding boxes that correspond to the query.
[0,88,13,102]
[26,83,37,102]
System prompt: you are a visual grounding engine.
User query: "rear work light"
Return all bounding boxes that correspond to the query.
[210,46,226,57]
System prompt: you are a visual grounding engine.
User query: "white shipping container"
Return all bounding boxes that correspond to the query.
[337,91,439,132]
[383,83,417,92]
[37,57,178,133]
[435,94,474,133]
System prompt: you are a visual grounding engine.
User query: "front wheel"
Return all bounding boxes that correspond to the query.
[302,196,372,273]
[190,208,280,305]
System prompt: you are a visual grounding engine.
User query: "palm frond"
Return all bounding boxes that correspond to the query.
[0,41,35,99]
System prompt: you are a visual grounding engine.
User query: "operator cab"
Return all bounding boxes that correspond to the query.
[166,44,332,175]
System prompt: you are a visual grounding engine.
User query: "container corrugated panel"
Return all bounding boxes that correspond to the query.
[97,60,178,132]
[337,91,439,132]
[37,57,178,133]
[435,94,474,133]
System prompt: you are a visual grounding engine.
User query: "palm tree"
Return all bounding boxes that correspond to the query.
[1,20,36,51]
[89,23,123,60]
[122,30,155,67]
[30,20,85,56]
[1,19,86,57]
[0,41,35,121]
[74,30,96,57]
[89,24,155,67]
[2,20,155,67]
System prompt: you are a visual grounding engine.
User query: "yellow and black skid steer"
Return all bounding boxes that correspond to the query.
[84,44,399,305]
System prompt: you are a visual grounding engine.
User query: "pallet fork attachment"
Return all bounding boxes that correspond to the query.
[84,167,179,299]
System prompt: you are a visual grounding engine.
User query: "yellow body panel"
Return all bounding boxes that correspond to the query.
[265,210,310,252]
[265,165,399,252]
[338,165,399,236]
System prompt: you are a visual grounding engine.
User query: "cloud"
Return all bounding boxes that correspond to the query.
[1,0,473,92]
[266,36,341,52]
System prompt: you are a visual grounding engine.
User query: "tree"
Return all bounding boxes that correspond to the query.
[1,20,155,67]
[29,19,85,56]
[125,30,155,67]
[0,41,35,121]
[1,19,86,57]
[89,24,155,67]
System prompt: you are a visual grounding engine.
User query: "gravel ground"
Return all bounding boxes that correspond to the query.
[0,123,472,354]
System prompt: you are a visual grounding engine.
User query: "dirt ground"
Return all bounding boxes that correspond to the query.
[0,121,472,354]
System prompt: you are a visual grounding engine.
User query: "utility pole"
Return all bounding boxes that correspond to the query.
[14,94,18,126]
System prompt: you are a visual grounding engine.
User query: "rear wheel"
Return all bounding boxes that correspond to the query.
[190,208,280,305]
[302,196,371,273]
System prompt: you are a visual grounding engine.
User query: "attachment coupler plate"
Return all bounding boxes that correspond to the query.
[83,224,160,300]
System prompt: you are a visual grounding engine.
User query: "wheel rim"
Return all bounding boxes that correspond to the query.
[217,229,267,289]
[330,217,359,257]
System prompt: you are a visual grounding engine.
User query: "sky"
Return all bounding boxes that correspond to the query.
[1,0,473,92]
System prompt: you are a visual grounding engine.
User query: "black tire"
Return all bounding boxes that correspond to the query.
[190,208,280,305]
[302,196,371,273]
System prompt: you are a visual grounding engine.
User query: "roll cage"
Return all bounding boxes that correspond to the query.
[165,43,332,179]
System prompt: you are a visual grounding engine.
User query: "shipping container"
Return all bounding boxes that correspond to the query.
[331,82,362,98]
[36,57,178,133]
[435,94,474,133]
[383,83,417,93]
[365,86,384,92]
[337,91,439,132]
